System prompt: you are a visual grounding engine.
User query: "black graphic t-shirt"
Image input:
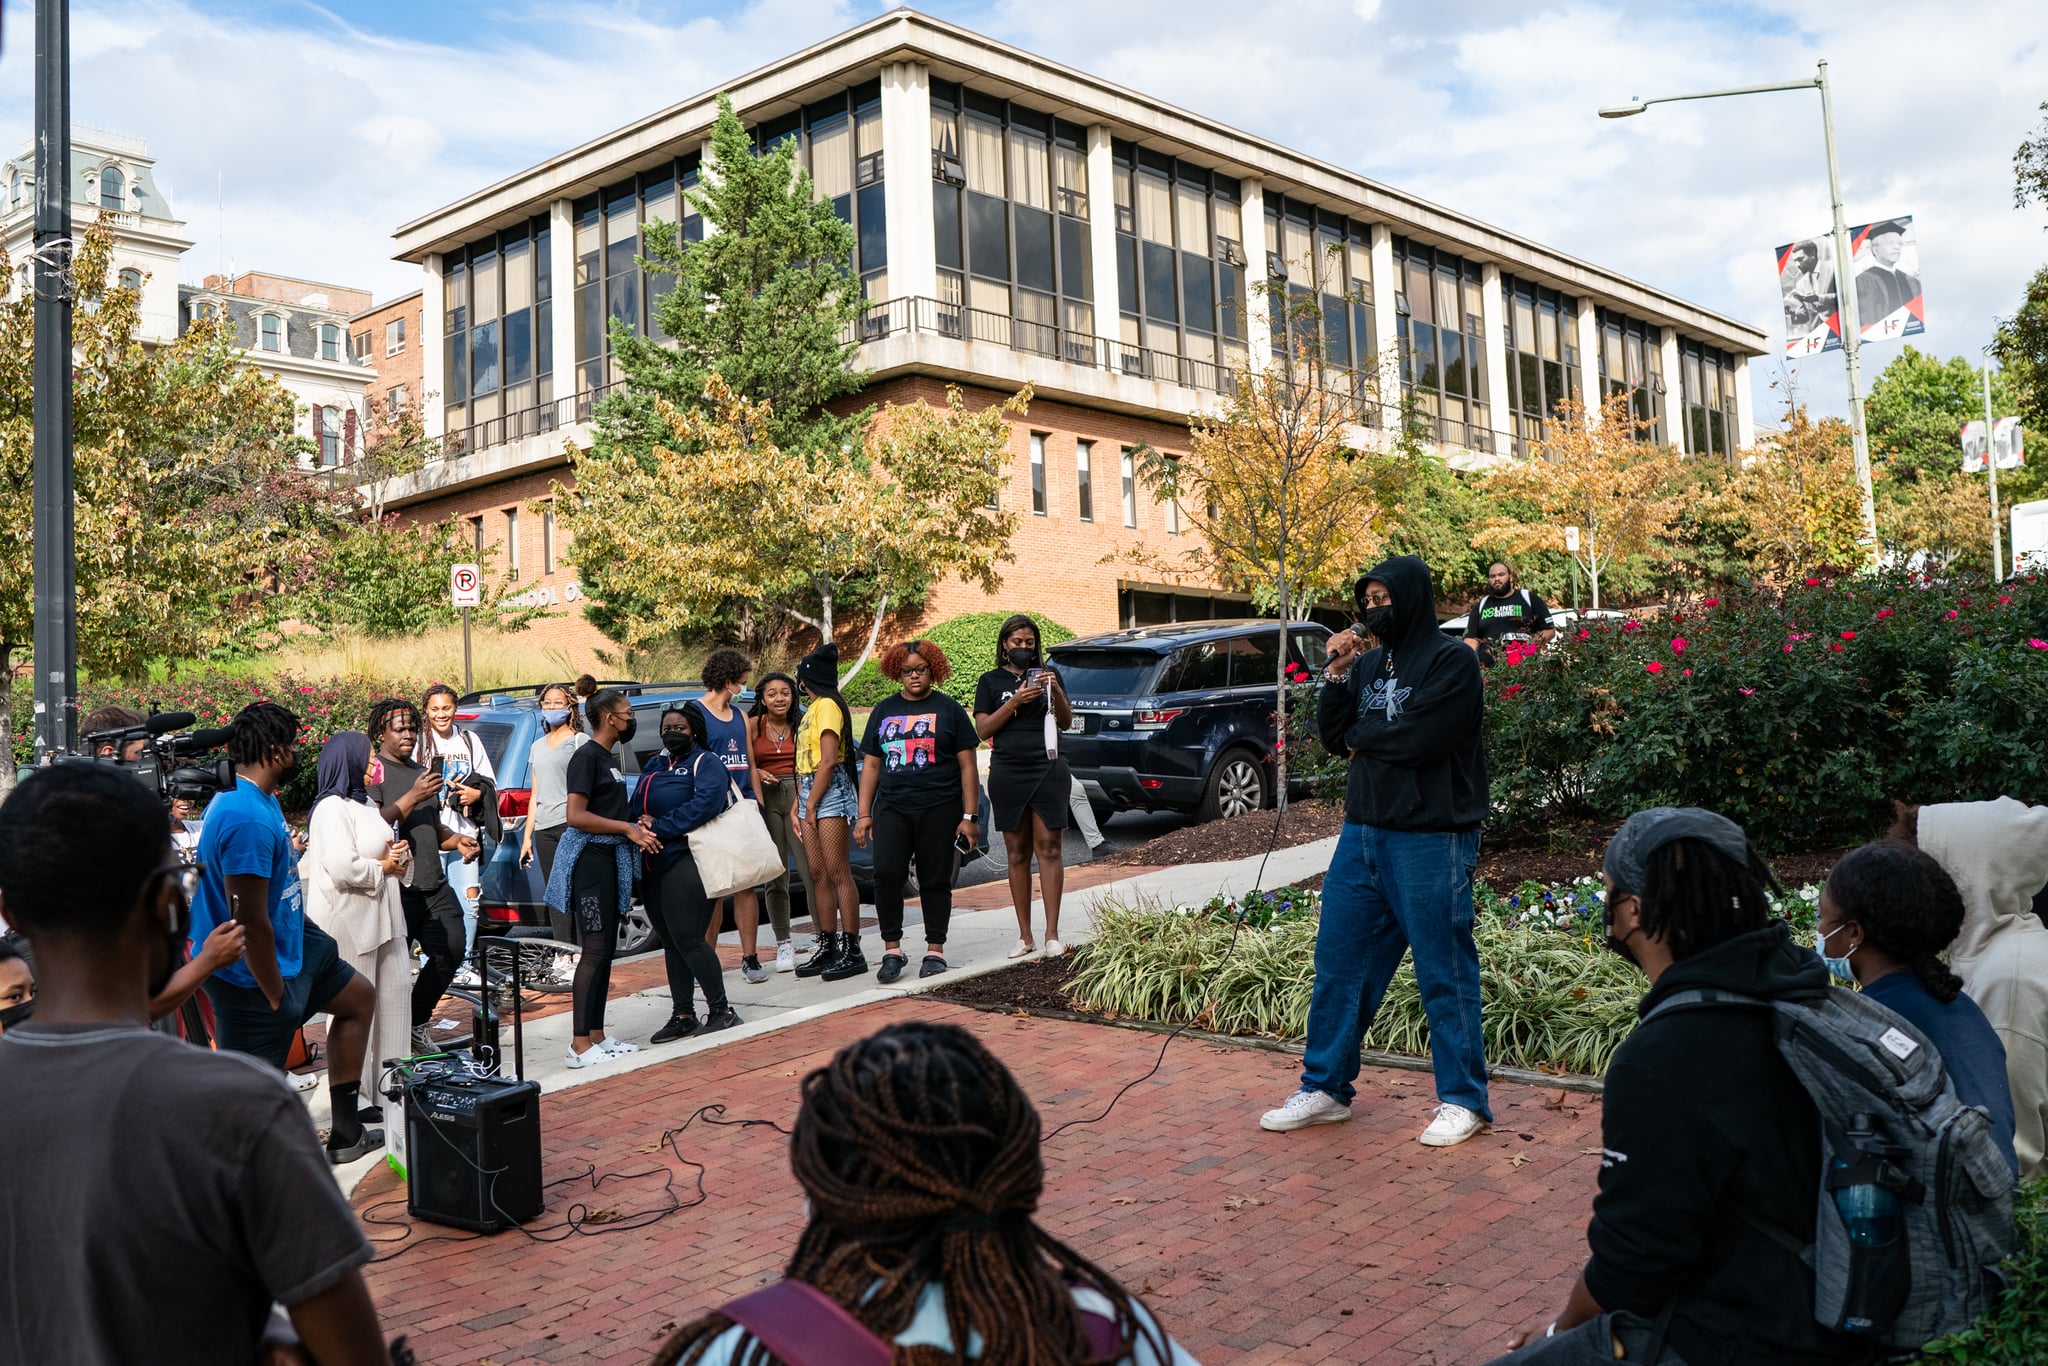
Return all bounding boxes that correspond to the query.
[1463,589,1551,655]
[860,692,976,813]
[973,666,1062,765]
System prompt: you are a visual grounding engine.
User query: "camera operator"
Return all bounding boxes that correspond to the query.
[82,705,148,761]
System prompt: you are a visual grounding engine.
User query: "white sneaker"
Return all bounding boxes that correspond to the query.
[1418,1103,1488,1148]
[1259,1088,1351,1132]
[563,1045,607,1070]
[595,1037,640,1058]
[1043,939,1066,959]
[774,942,796,973]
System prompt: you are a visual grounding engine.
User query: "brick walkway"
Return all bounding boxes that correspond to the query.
[355,1000,1601,1364]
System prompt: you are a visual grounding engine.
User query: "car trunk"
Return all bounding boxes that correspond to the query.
[1049,647,1164,766]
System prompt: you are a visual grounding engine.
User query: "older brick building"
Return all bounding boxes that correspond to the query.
[370,9,1765,672]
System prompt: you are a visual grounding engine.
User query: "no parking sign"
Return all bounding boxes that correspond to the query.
[450,564,482,608]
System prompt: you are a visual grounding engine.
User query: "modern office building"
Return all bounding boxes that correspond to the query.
[381,8,1765,664]
[2,127,192,344]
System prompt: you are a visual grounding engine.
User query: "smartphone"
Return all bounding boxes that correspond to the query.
[430,755,446,779]
[1027,667,1053,687]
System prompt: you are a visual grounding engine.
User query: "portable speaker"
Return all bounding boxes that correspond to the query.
[404,1072,543,1233]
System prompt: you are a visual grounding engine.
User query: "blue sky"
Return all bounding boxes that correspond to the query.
[3,0,2044,424]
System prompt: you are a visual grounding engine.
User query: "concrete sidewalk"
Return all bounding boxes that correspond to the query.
[325,834,1338,1192]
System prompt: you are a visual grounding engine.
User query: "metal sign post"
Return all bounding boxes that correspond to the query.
[1983,363,2003,581]
[31,0,77,763]
[451,564,481,693]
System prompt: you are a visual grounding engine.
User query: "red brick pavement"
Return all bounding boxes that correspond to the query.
[355,1000,1600,1364]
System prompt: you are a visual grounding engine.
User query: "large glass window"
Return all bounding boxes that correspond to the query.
[1110,141,1248,387]
[1677,337,1740,457]
[1263,196,1376,397]
[931,82,1092,359]
[1076,439,1093,522]
[1595,307,1667,442]
[791,83,885,299]
[1030,433,1047,515]
[1500,275,1582,454]
[99,166,124,211]
[441,213,556,443]
[1392,237,1489,450]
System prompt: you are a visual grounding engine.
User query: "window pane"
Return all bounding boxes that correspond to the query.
[503,240,533,313]
[811,114,852,200]
[1219,265,1243,340]
[1182,252,1215,334]
[1283,217,1315,289]
[1059,216,1091,300]
[1441,328,1465,396]
[1403,259,1432,323]
[1227,632,1280,688]
[1323,296,1349,367]
[1137,173,1172,246]
[1116,236,1138,315]
[966,192,1009,281]
[1030,433,1046,514]
[446,262,469,331]
[1213,195,1242,246]
[1142,242,1178,325]
[575,283,602,362]
[1076,440,1093,520]
[1015,205,1054,292]
[1174,183,1208,254]
[931,108,958,158]
[471,321,500,395]
[855,106,882,161]
[964,116,1004,195]
[536,300,552,377]
[1054,144,1088,219]
[446,333,468,402]
[934,184,963,270]
[505,308,533,386]
[1008,131,1050,212]
[608,272,638,333]
[858,183,888,274]
[574,217,600,287]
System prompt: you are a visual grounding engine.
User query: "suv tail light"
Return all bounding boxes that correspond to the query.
[1133,709,1184,730]
[498,787,531,818]
[482,903,521,923]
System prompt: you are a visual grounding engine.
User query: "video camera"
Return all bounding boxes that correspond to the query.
[73,711,237,810]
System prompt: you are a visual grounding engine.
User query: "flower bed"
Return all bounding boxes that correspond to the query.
[1065,875,1823,1077]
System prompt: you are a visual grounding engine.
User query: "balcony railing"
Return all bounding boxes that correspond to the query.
[436,381,624,465]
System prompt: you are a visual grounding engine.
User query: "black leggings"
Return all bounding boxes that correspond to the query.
[404,882,465,1028]
[569,848,622,1036]
[871,801,957,948]
[650,855,727,1017]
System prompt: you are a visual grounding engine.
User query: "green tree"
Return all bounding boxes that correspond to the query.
[0,225,310,785]
[572,93,872,645]
[2015,100,2048,217]
[1866,345,2020,481]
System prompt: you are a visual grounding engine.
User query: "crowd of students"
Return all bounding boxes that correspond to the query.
[1,580,2043,1363]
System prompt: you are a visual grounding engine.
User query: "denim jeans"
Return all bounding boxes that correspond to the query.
[1300,821,1490,1119]
[442,848,481,958]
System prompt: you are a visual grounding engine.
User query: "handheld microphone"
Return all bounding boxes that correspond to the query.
[171,723,238,752]
[146,711,197,735]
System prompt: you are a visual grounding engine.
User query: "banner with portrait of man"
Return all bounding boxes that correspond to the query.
[1775,236,1841,356]
[1849,215,1924,343]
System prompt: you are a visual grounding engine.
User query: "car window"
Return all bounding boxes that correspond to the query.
[1046,649,1165,696]
[1225,631,1282,687]
[1168,642,1229,692]
[1290,630,1327,670]
[455,719,519,773]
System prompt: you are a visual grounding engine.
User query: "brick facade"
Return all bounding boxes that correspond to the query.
[350,291,423,439]
[391,374,1240,673]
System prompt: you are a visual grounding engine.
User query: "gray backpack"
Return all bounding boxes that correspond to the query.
[1643,985,2017,1350]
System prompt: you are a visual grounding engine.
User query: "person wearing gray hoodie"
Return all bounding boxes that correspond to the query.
[1911,797,2048,1180]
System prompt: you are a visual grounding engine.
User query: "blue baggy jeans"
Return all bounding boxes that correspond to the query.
[1299,821,1490,1120]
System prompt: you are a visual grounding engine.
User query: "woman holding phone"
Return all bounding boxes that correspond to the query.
[974,614,1073,959]
[522,683,587,934]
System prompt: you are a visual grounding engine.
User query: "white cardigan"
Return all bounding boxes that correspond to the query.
[301,794,409,963]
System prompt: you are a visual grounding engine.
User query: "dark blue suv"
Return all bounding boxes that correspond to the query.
[1052,620,1330,822]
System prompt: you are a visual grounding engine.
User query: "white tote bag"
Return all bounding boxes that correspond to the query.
[690,776,787,900]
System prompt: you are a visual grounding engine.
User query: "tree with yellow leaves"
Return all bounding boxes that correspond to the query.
[1474,390,1684,611]
[1131,300,1406,808]
[557,377,1023,678]
[1714,401,1867,583]
[1880,469,1993,572]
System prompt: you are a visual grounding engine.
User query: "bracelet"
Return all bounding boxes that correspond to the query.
[1545,1322,1557,1339]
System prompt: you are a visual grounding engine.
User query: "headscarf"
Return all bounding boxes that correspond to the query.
[314,731,374,807]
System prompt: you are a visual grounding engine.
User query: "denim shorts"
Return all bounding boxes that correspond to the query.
[204,920,359,1069]
[798,768,858,822]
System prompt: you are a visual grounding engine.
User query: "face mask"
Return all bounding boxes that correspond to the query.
[1816,925,1857,981]
[277,752,302,788]
[662,731,692,757]
[616,716,639,744]
[367,758,385,787]
[1006,645,1040,670]
[541,707,571,728]
[1603,895,1642,969]
[1362,605,1397,640]
[0,997,33,1030]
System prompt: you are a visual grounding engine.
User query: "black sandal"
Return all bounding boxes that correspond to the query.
[918,955,949,978]
[876,952,909,985]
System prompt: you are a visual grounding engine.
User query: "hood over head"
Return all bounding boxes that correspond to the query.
[1917,797,2048,967]
[1356,555,1440,648]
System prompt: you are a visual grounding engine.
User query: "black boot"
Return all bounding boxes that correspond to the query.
[822,933,868,981]
[795,932,843,979]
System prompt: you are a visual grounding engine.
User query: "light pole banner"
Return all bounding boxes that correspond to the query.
[1775,236,1842,357]
[1848,215,1923,343]
[1962,417,2025,472]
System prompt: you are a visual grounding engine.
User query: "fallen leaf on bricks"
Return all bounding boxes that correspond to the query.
[1224,1195,1267,1210]
[1508,1153,1530,1169]
[1542,1091,1572,1110]
[1110,1196,1137,1205]
[584,1208,622,1224]
[1579,1148,1604,1156]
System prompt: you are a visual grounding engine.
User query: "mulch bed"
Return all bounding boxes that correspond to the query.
[927,954,1086,1015]
[1098,801,1344,867]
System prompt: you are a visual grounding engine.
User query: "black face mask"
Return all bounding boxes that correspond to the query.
[0,997,33,1030]
[276,750,303,789]
[1361,605,1397,641]
[1603,896,1642,970]
[616,716,638,744]
[661,730,693,757]
[1006,645,1039,670]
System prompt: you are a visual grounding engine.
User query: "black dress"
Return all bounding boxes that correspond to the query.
[973,666,1070,833]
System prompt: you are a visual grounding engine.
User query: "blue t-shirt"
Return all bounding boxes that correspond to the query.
[1862,970,2019,1174]
[191,778,304,990]
[692,700,753,799]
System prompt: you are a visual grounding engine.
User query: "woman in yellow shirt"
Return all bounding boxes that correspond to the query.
[792,643,865,980]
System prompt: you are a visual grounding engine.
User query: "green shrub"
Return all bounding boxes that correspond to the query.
[840,611,1076,709]
[1918,1179,2048,1363]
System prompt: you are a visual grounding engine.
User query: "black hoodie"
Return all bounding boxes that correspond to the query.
[1584,922,1877,1366]
[1316,555,1487,831]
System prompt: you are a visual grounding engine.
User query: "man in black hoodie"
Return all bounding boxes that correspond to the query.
[1260,554,1493,1147]
[1489,807,1876,1366]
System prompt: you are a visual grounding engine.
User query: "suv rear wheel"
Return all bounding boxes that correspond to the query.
[1199,749,1269,822]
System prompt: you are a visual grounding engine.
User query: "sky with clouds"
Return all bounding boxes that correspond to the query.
[1,0,2043,423]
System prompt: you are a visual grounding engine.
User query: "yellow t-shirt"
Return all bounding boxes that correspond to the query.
[796,697,845,776]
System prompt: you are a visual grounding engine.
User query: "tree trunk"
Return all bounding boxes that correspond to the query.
[0,647,15,798]
[840,594,890,687]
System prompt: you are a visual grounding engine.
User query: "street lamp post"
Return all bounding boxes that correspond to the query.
[32,0,79,762]
[1600,60,1880,561]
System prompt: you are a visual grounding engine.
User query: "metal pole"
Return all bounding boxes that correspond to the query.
[1817,61,1879,561]
[31,0,77,764]
[1984,360,2003,581]
[461,607,473,693]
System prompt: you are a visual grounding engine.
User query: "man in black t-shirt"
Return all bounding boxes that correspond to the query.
[1463,561,1554,664]
[0,764,388,1366]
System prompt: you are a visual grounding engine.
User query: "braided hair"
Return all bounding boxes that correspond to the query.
[654,1022,1174,1366]
[1635,836,1781,962]
[1824,842,1968,1003]
[365,697,419,752]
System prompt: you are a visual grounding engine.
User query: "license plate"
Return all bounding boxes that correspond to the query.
[1065,716,1087,733]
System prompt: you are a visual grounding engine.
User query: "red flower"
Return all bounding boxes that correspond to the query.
[1622,620,1642,633]
[1804,577,1822,586]
[1830,642,1844,653]
[1946,610,1959,620]
[1875,608,1893,620]
[1672,612,1686,625]
[1645,661,1663,674]
[1739,687,1757,697]
[1961,598,1972,607]
[2029,639,2048,650]
[1703,597,1721,608]
[1682,668,1692,677]
[1575,628,1591,642]
[1998,596,2011,606]
[1502,684,1525,698]
[1839,631,1856,641]
[1670,637,1688,654]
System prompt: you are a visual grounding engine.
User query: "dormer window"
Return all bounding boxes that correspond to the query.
[117,268,142,293]
[99,166,125,211]
[260,314,283,352]
[319,323,341,361]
